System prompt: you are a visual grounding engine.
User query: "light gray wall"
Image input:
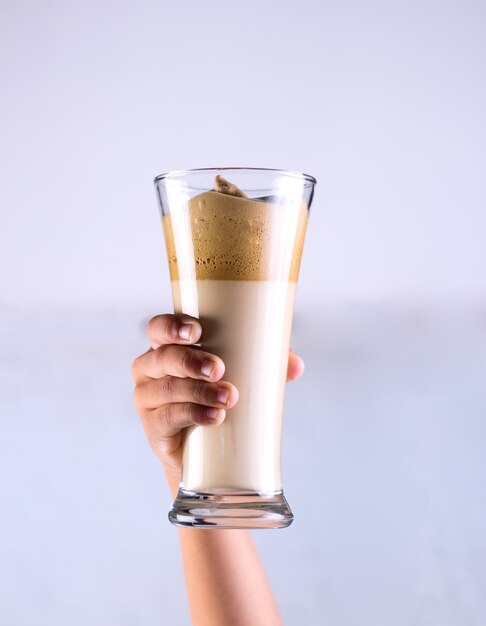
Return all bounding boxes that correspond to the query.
[1,0,485,310]
[1,1,485,625]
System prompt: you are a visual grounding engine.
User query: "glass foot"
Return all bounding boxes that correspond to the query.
[168,488,294,529]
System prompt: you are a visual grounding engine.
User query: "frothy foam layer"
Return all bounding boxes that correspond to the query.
[163,191,308,281]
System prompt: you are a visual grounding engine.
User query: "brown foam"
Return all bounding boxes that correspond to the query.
[162,191,308,281]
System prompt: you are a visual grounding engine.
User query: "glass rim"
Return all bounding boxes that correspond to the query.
[153,167,317,186]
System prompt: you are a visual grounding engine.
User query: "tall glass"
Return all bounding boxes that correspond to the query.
[154,168,316,529]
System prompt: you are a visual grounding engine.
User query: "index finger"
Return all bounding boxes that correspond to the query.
[147,314,202,349]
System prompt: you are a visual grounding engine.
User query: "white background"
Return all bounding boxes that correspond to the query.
[1,1,485,625]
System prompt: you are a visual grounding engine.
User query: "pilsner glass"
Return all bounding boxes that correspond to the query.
[154,167,316,529]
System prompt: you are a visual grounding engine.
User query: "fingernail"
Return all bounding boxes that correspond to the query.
[201,360,214,378]
[179,323,192,341]
[207,407,223,419]
[217,387,229,405]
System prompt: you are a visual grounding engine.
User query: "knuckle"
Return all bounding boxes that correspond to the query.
[192,380,208,403]
[180,348,197,373]
[147,315,173,340]
[154,344,169,367]
[138,409,153,433]
[159,404,176,429]
[133,384,144,410]
[146,316,158,337]
[159,376,178,400]
[182,402,199,422]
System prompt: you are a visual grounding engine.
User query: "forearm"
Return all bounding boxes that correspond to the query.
[166,472,283,626]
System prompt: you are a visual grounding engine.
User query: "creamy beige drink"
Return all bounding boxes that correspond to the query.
[163,179,308,495]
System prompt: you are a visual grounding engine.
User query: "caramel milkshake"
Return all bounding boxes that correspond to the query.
[162,178,308,495]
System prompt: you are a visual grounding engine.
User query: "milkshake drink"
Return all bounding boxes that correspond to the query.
[155,168,315,528]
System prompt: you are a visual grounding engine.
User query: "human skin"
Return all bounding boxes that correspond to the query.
[132,313,304,626]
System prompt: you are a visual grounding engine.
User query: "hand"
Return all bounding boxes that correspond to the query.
[132,314,305,481]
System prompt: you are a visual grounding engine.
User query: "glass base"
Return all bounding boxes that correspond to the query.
[168,488,294,529]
